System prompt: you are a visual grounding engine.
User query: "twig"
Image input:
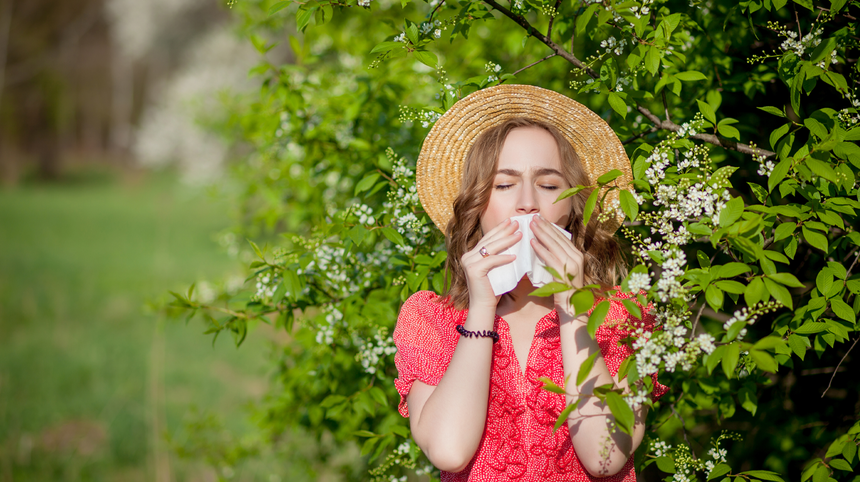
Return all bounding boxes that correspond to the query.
[508,53,557,78]
[844,249,860,278]
[816,5,857,21]
[427,0,446,23]
[670,404,696,460]
[662,90,671,123]
[821,336,858,398]
[481,0,777,159]
[690,300,707,337]
[622,126,658,144]
[546,0,562,39]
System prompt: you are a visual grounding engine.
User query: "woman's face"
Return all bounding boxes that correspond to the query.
[480,126,573,233]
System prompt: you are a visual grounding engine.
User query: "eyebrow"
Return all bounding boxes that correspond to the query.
[496,168,564,177]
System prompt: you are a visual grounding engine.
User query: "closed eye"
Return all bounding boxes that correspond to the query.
[541,185,559,190]
[494,184,513,191]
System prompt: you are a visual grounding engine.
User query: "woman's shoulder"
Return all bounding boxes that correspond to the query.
[395,291,465,338]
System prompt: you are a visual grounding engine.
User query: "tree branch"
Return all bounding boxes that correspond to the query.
[546,0,562,39]
[481,0,777,159]
[622,126,658,144]
[821,336,858,398]
[507,53,557,79]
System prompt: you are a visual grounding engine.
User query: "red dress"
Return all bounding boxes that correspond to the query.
[393,289,668,482]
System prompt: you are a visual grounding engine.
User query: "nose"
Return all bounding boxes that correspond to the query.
[516,183,539,214]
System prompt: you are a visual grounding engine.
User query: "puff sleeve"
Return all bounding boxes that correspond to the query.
[393,291,460,417]
[593,290,669,400]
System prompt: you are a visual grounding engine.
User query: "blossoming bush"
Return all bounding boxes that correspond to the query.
[167,0,860,480]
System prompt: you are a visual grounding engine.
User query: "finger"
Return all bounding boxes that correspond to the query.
[532,217,582,260]
[480,218,517,243]
[530,238,562,274]
[471,231,522,259]
[469,254,517,275]
[468,220,520,256]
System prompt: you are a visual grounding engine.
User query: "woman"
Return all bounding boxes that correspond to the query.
[393,85,666,481]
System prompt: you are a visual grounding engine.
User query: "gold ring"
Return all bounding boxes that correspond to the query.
[479,246,490,258]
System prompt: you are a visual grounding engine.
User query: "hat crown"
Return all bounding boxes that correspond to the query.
[416,84,632,234]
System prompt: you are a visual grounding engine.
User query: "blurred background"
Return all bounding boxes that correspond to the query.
[0,0,277,479]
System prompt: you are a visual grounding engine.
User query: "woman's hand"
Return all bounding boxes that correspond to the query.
[529,215,585,316]
[462,218,521,310]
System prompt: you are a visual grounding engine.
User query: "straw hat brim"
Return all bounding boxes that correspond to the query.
[416,84,632,235]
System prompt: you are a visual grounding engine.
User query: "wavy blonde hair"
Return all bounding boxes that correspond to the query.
[440,117,627,310]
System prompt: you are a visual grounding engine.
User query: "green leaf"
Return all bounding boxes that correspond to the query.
[830,459,852,471]
[722,343,740,378]
[748,182,768,203]
[268,1,290,15]
[621,298,642,319]
[768,159,792,192]
[355,172,381,195]
[739,385,758,414]
[413,50,438,68]
[794,321,828,335]
[296,5,318,31]
[370,41,403,54]
[588,301,611,338]
[583,189,599,226]
[597,169,624,185]
[539,377,566,394]
[750,349,779,373]
[830,298,856,323]
[706,284,725,311]
[802,226,829,253]
[770,123,790,149]
[553,399,580,433]
[556,185,587,202]
[768,272,804,288]
[816,269,834,295]
[718,121,741,140]
[530,282,571,297]
[789,334,808,360]
[716,280,745,294]
[619,189,639,221]
[655,456,676,473]
[697,99,717,124]
[675,70,707,82]
[605,391,635,435]
[709,464,732,480]
[645,46,661,75]
[716,262,752,278]
[577,351,600,386]
[805,158,840,184]
[758,106,786,118]
[571,289,596,316]
[764,277,793,308]
[773,222,796,241]
[719,196,745,227]
[380,227,405,246]
[741,470,786,481]
[405,23,419,44]
[745,277,765,306]
[607,93,628,119]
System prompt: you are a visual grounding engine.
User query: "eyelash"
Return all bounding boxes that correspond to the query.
[494,184,559,191]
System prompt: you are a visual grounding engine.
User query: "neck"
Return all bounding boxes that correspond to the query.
[496,276,554,315]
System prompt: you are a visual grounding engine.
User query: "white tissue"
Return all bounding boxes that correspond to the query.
[487,213,573,296]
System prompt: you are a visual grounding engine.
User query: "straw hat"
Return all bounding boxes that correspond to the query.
[416,84,632,234]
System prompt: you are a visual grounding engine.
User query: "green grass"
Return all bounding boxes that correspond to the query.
[0,170,274,481]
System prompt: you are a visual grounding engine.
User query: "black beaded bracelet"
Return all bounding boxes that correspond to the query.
[456,324,500,343]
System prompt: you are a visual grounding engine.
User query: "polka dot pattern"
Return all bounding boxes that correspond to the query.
[393,289,668,481]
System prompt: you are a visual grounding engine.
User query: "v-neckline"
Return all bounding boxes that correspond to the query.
[495,309,558,378]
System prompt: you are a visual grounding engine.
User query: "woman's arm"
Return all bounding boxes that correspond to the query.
[407,302,497,472]
[558,312,648,478]
[406,219,521,472]
[530,215,646,477]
